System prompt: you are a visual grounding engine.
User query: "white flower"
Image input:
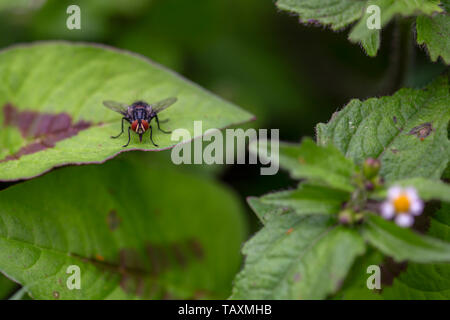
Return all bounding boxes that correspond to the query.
[380,186,424,228]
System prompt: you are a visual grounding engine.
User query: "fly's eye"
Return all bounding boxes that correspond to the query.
[131,120,138,132]
[141,120,149,130]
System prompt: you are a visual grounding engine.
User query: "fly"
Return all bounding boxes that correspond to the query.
[103,97,177,147]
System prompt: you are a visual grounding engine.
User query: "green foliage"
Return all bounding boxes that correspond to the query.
[230,214,365,299]
[258,184,350,216]
[235,133,450,299]
[254,138,356,192]
[316,75,450,182]
[276,0,365,30]
[0,42,253,181]
[0,156,246,299]
[0,273,17,299]
[362,214,450,263]
[382,204,450,299]
[277,0,447,59]
[416,13,450,64]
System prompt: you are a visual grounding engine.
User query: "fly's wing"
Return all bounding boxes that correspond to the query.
[150,97,177,114]
[102,100,129,116]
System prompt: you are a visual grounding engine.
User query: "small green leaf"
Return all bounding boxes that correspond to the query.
[382,204,450,299]
[348,0,442,54]
[255,138,356,192]
[276,0,442,57]
[230,213,366,299]
[0,156,246,299]
[317,75,450,182]
[0,42,253,181]
[373,177,450,202]
[416,13,450,65]
[276,0,365,30]
[362,214,450,263]
[361,31,380,57]
[260,183,350,215]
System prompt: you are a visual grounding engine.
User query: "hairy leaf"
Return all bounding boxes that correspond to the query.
[362,214,450,263]
[0,156,246,299]
[256,138,356,192]
[416,13,450,65]
[259,183,350,216]
[276,0,443,57]
[0,42,253,181]
[247,197,290,225]
[230,214,366,299]
[317,75,450,182]
[349,0,442,55]
[276,0,365,30]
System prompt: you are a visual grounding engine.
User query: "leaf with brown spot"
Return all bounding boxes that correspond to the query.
[317,75,450,182]
[0,156,246,299]
[0,42,253,181]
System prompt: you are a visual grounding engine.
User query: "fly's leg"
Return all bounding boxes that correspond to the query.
[122,127,131,147]
[149,125,159,147]
[112,117,127,138]
[155,114,171,134]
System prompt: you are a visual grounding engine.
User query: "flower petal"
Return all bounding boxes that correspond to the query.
[381,202,395,219]
[388,186,402,200]
[410,199,424,216]
[395,214,414,228]
[405,187,419,202]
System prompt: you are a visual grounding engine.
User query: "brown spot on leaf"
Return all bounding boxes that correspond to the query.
[52,291,60,299]
[187,238,204,259]
[391,148,399,154]
[172,244,187,268]
[1,104,90,162]
[106,210,121,231]
[298,157,306,164]
[407,122,433,140]
[286,228,294,235]
[95,254,105,262]
[380,258,408,286]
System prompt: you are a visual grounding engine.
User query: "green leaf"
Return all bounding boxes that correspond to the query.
[373,177,450,202]
[255,138,356,192]
[362,214,450,263]
[360,31,381,57]
[275,0,365,30]
[230,214,366,299]
[316,75,450,182]
[416,13,450,65]
[259,183,350,216]
[332,248,384,300]
[276,0,442,57]
[0,274,18,299]
[348,0,442,55]
[382,204,450,299]
[0,42,254,181]
[0,155,246,299]
[247,197,290,225]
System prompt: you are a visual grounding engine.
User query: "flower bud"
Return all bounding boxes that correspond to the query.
[338,209,354,224]
[363,158,381,179]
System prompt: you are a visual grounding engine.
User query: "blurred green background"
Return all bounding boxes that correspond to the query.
[0,0,447,299]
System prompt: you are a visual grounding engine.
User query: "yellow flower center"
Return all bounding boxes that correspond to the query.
[393,193,410,213]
